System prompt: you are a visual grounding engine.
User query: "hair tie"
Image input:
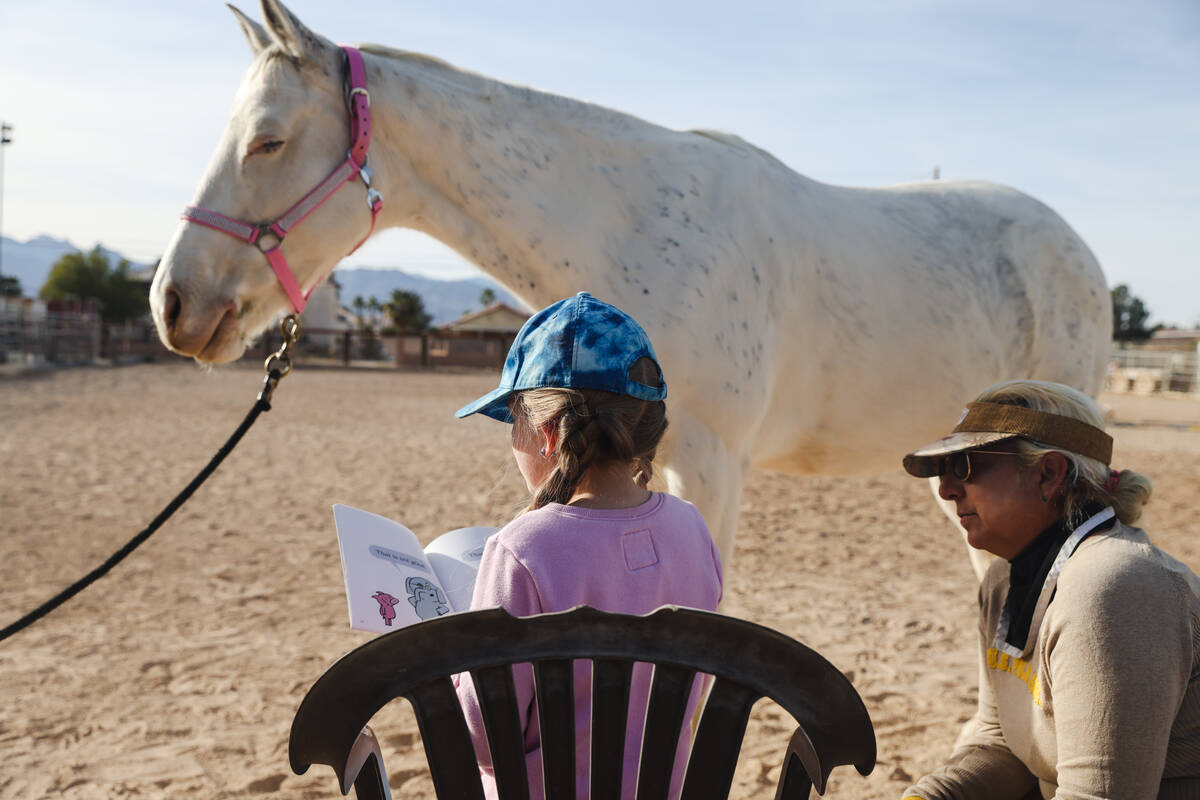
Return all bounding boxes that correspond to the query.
[1104,469,1121,494]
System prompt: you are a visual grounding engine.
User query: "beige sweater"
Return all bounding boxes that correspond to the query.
[905,520,1200,800]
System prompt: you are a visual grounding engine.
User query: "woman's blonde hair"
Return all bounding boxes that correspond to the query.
[513,359,667,511]
[975,380,1152,524]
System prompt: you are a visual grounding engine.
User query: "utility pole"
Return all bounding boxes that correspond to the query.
[0,121,12,278]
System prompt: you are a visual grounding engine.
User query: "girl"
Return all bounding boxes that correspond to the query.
[453,291,723,799]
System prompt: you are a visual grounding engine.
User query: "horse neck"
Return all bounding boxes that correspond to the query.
[363,48,665,306]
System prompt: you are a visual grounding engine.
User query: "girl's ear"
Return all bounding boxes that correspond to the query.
[540,422,559,457]
[1039,451,1070,500]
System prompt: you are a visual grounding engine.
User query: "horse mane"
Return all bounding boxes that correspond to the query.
[355,44,791,171]
[688,128,792,168]
[356,42,677,136]
[357,43,456,74]
[688,129,760,153]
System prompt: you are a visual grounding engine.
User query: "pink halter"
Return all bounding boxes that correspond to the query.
[181,46,382,314]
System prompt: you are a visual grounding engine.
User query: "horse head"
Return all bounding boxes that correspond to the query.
[150,0,374,363]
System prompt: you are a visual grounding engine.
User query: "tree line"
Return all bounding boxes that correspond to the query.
[351,290,431,334]
[5,247,441,333]
[32,247,148,323]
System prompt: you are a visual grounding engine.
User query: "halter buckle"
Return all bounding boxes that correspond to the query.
[254,225,283,253]
[353,154,374,187]
[353,155,383,208]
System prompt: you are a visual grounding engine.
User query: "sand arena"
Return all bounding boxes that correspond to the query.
[2,364,1198,798]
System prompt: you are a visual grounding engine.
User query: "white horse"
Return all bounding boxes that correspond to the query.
[150,0,1111,577]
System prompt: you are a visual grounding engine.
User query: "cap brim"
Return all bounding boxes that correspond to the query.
[902,432,1018,477]
[454,386,515,423]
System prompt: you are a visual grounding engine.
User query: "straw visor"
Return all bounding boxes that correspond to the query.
[903,401,1113,478]
[455,292,666,423]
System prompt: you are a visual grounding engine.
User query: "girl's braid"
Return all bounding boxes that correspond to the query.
[518,377,667,511]
[530,399,602,509]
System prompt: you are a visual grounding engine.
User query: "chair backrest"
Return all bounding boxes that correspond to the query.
[290,605,875,799]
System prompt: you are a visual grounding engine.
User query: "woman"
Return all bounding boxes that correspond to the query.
[453,292,723,799]
[901,380,1200,800]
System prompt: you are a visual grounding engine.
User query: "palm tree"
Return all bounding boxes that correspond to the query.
[367,296,381,331]
[384,289,432,332]
[352,295,365,328]
[479,287,496,308]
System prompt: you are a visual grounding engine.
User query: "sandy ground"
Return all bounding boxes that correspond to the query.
[2,363,1198,799]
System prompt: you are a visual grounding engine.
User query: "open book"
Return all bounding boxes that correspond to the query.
[333,504,499,634]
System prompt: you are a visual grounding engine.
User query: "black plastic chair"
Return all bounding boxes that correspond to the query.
[289,605,875,799]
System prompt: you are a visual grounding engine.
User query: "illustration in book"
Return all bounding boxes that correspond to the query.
[333,503,498,634]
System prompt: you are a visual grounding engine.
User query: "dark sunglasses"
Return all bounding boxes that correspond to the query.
[938,449,1021,481]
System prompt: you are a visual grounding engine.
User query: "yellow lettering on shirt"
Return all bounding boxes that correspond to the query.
[986,647,1042,706]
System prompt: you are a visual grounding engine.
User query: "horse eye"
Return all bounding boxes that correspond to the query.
[247,139,285,157]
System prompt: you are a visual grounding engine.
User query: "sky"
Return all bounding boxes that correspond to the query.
[1,0,1197,325]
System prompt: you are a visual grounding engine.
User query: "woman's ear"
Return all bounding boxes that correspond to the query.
[1039,451,1070,501]
[540,422,559,457]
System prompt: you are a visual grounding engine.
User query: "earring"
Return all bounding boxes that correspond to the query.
[539,447,547,457]
[1041,495,1048,503]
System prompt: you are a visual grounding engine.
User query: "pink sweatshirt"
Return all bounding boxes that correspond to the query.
[454,491,723,799]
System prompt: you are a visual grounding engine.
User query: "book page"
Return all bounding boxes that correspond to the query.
[424,526,500,613]
[332,504,452,633]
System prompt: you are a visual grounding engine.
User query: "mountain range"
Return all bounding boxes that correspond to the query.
[0,235,525,325]
[331,268,526,325]
[1,235,149,296]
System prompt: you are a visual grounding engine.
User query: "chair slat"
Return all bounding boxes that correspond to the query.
[680,677,759,800]
[473,664,531,800]
[351,752,391,800]
[591,659,633,798]
[407,677,487,800]
[635,664,695,800]
[774,730,815,800]
[290,606,875,800]
[534,658,576,800]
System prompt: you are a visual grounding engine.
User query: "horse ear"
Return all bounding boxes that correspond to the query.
[227,4,272,55]
[258,0,335,65]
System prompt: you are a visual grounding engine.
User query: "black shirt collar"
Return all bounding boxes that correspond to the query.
[1002,503,1113,650]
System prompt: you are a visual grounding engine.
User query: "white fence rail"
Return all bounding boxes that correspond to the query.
[1107,345,1199,395]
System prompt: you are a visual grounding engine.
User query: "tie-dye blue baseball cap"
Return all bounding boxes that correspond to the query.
[455,292,667,422]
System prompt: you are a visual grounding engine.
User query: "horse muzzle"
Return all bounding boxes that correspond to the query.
[154,281,243,363]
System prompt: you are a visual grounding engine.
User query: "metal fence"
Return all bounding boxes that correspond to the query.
[2,312,514,372]
[1107,345,1199,395]
[10,310,1195,397]
[0,304,178,366]
[254,326,515,370]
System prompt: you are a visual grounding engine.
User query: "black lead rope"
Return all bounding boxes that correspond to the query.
[0,316,301,644]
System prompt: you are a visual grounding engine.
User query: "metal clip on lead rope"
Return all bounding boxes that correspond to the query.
[259,315,301,405]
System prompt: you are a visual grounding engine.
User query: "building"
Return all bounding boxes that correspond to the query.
[442,302,530,334]
[1139,328,1200,352]
[399,302,531,368]
[1108,328,1200,395]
